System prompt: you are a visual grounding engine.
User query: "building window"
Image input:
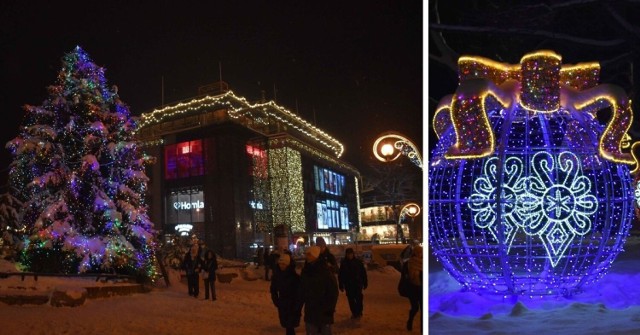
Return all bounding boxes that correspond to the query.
[314,166,345,196]
[316,199,349,230]
[165,140,205,179]
[166,188,205,225]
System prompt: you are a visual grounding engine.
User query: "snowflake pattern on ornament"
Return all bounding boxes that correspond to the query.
[468,156,528,252]
[469,151,598,267]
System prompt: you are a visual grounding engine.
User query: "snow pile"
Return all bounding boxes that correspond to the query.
[429,239,640,334]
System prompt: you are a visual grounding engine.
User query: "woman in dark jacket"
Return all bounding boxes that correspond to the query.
[182,245,202,298]
[338,248,368,319]
[202,250,218,301]
[270,253,302,335]
[405,246,423,331]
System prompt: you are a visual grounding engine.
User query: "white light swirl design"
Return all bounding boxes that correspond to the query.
[469,152,598,267]
[468,157,527,252]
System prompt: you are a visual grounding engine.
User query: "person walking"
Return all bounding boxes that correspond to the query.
[202,249,218,301]
[315,237,337,274]
[265,247,280,281]
[270,253,303,335]
[300,246,339,335]
[338,248,368,319]
[256,247,265,269]
[182,244,202,298]
[404,245,423,331]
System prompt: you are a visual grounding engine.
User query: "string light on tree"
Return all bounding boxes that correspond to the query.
[6,47,158,279]
[429,50,636,296]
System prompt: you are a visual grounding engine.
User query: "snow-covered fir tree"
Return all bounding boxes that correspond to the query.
[6,47,157,279]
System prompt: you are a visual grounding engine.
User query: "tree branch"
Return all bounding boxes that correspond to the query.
[429,23,626,47]
[602,2,640,40]
[429,0,459,72]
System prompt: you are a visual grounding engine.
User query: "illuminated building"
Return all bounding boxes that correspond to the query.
[137,82,361,259]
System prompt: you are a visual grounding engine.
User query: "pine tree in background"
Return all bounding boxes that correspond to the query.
[6,47,158,279]
[0,192,22,259]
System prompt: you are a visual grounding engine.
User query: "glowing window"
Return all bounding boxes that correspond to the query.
[165,140,205,180]
[314,166,345,196]
[246,144,268,179]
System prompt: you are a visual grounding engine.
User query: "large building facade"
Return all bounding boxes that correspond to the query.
[137,84,361,260]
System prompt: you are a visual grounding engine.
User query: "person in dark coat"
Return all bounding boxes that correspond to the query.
[256,247,265,269]
[265,247,280,281]
[315,237,337,274]
[202,250,218,301]
[405,245,423,331]
[338,248,368,319]
[182,245,202,298]
[300,246,339,335]
[270,253,302,335]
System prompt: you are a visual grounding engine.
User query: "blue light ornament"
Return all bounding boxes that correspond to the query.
[429,50,637,296]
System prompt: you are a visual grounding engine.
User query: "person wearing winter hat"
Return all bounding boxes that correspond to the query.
[271,252,302,335]
[338,248,368,319]
[305,246,321,260]
[300,245,338,334]
[315,237,337,274]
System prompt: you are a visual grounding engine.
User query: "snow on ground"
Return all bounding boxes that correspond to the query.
[0,264,418,335]
[429,237,640,335]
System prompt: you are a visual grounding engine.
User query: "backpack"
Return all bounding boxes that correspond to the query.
[397,261,412,297]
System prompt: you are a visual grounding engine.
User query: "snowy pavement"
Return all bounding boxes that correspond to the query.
[0,265,418,334]
[429,237,640,335]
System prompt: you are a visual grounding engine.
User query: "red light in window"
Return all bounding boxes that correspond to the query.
[182,145,191,154]
[246,144,265,157]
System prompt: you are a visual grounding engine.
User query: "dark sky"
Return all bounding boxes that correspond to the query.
[0,1,423,185]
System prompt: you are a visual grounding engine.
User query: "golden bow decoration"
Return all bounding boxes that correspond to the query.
[433,50,636,166]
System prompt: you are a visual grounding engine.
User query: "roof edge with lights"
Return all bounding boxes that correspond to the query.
[138,91,345,158]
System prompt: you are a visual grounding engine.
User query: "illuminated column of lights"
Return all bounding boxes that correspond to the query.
[355,177,361,229]
[372,132,423,169]
[268,145,305,233]
[248,141,272,232]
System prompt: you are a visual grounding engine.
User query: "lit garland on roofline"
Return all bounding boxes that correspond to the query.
[429,50,636,296]
[138,91,344,158]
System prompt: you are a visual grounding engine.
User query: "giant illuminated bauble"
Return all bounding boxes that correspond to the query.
[429,50,636,296]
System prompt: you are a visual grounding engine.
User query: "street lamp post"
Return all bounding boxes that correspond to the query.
[372,132,423,169]
[372,131,423,244]
[399,203,421,243]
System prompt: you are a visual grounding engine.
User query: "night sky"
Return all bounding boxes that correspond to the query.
[0,1,424,186]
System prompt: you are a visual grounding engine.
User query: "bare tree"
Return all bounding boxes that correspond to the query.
[429,0,640,127]
[362,161,422,243]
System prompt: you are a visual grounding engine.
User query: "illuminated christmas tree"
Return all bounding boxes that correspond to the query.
[6,47,157,278]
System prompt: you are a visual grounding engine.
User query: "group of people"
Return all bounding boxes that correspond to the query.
[181,242,219,301]
[184,237,423,334]
[268,237,368,335]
